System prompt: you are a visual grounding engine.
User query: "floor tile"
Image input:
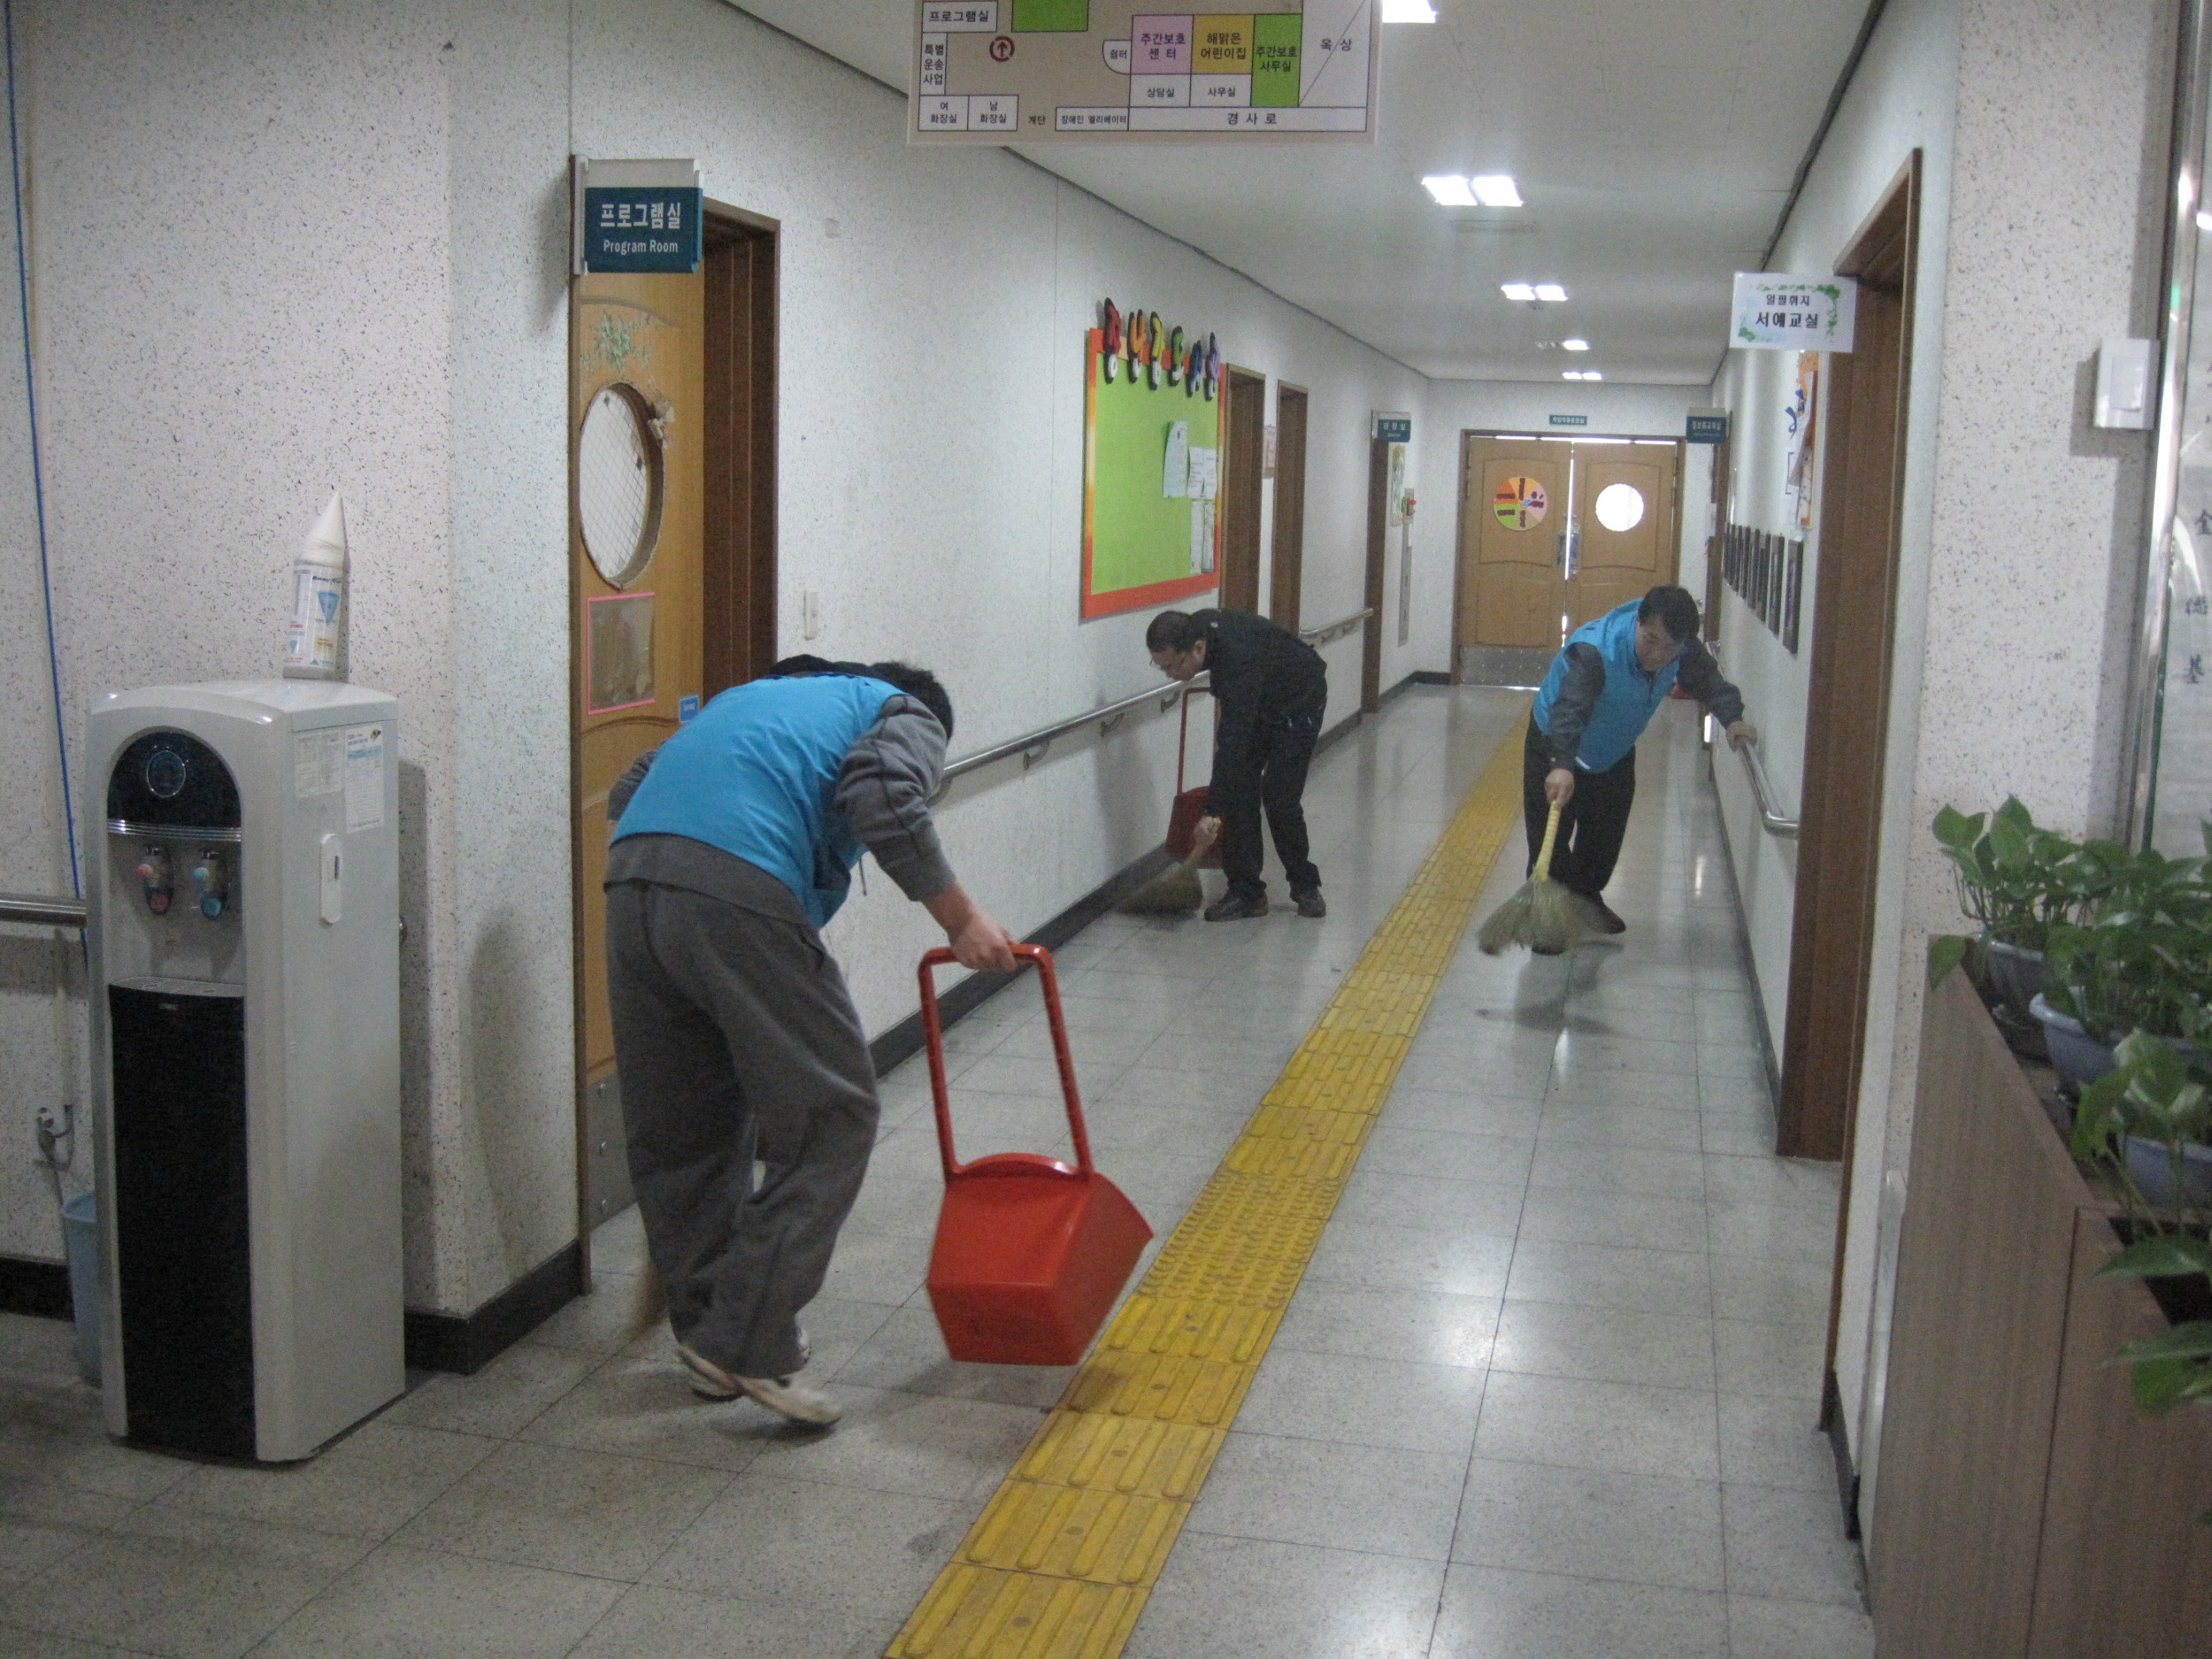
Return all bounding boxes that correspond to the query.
[152,1419,497,1541]
[1233,1347,1486,1455]
[0,1624,159,1657]
[518,1345,780,1472]
[1187,1432,1463,1559]
[1491,1299,1717,1390]
[1706,1201,1835,1262]
[1451,1458,1724,1591]
[252,1542,626,1657]
[1356,1125,1535,1186]
[746,1385,1048,1503]
[1472,1371,1719,1481]
[1725,1593,1876,1657]
[0,1476,134,1587]
[644,1473,969,1617]
[1536,1099,1706,1152]
[828,1306,1071,1409]
[393,1439,731,1579]
[1722,1483,1865,1606]
[1517,1187,1710,1254]
[0,1506,371,1659]
[523,1270,663,1356]
[1274,1280,1500,1369]
[1710,1251,1832,1325]
[0,1380,192,1502]
[1715,1319,1827,1402]
[1528,1140,1709,1200]
[1126,1533,1444,1659]
[1718,1394,1838,1494]
[1332,1169,1526,1237]
[568,1584,900,1659]
[1431,1563,1728,1659]
[380,1341,598,1440]
[1504,1239,1711,1317]
[1303,1218,1517,1297]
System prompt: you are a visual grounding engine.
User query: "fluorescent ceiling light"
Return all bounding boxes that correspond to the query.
[1469,174,1522,207]
[1380,0,1438,19]
[1534,283,1569,303]
[1562,338,1589,351]
[1422,174,1479,207]
[1501,282,1537,302]
[1562,369,1604,381]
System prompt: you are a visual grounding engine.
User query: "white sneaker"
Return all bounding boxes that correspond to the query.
[676,1340,840,1425]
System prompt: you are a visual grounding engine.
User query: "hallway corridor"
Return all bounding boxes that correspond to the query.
[0,687,1868,1659]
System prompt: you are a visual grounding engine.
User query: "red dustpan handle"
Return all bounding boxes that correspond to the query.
[917,942,1096,1185]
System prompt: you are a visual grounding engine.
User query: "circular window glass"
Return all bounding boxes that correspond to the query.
[1594,481,1647,534]
[577,383,664,588]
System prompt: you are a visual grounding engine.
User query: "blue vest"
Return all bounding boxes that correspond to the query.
[613,674,902,927]
[1532,601,1681,773]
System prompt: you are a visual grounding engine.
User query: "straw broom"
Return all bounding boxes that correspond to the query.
[1117,818,1220,915]
[1478,802,1595,955]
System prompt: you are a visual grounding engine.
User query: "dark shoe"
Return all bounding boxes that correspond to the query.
[1589,898,1627,935]
[1204,892,1271,922]
[1293,888,1326,918]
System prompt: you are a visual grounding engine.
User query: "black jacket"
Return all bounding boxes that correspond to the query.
[1196,608,1326,818]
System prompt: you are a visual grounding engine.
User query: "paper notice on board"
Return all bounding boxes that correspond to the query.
[1190,497,1217,574]
[1188,446,1218,501]
[344,723,386,833]
[1163,420,1190,498]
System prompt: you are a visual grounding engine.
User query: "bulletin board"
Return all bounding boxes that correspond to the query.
[1081,328,1221,618]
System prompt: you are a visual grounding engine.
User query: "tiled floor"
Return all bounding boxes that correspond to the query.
[0,688,1870,1658]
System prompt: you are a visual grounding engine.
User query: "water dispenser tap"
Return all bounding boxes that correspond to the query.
[134,844,173,915]
[191,848,228,919]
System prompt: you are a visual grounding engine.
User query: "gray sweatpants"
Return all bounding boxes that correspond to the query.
[603,880,879,1379]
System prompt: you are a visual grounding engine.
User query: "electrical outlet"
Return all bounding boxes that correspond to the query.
[802,589,821,641]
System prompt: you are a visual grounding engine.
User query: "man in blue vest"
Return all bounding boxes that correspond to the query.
[1528,586,1755,941]
[603,658,1017,1425]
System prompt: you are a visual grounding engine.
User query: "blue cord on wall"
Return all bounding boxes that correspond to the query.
[4,0,78,900]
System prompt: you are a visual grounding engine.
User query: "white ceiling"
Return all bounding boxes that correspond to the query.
[729,1,1871,385]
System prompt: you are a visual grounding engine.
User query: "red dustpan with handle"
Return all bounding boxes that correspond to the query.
[918,943,1152,1365]
[1164,685,1223,866]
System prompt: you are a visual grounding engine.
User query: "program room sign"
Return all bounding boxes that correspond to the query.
[573,158,703,275]
[1732,273,1856,352]
[911,1,1379,143]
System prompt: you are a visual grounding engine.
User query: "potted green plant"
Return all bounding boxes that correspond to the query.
[2069,1035,2212,1518]
[2035,855,2212,1091]
[1931,798,2114,1013]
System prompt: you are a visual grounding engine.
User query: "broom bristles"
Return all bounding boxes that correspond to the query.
[1118,818,1219,915]
[1478,876,1598,955]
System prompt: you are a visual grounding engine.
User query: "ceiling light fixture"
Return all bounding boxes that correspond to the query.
[1562,338,1590,351]
[1562,369,1603,381]
[1379,0,1439,19]
[1469,174,1522,207]
[1501,282,1537,302]
[1534,283,1569,303]
[1423,175,1479,207]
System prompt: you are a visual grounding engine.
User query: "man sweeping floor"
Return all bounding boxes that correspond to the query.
[1526,585,1756,948]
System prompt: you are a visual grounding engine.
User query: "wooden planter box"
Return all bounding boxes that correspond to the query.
[1869,971,2212,1655]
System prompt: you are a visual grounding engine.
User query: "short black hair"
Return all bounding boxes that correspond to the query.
[1146,610,1205,653]
[768,654,955,740]
[867,661,954,741]
[1637,586,1701,642]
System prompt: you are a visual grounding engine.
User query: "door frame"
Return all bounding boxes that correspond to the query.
[1270,382,1309,628]
[700,204,780,698]
[1217,365,1267,614]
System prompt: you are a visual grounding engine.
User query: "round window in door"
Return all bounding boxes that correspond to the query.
[1594,482,1647,534]
[577,382,664,588]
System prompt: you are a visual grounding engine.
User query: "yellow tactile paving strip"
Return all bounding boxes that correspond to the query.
[887,711,1530,1659]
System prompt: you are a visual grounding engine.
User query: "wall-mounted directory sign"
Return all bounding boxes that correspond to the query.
[1548,413,1587,428]
[911,2,1379,143]
[1732,273,1856,352]
[572,158,702,275]
[1371,411,1411,443]
[1686,411,1730,443]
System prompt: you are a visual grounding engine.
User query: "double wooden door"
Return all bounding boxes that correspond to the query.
[1456,434,1681,654]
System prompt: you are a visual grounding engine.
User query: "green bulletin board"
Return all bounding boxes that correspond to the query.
[1082,328,1221,618]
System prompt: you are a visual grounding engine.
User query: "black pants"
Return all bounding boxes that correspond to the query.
[1522,718,1636,899]
[1219,698,1325,901]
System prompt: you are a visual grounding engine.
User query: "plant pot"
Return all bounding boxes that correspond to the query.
[2122,1136,2212,1209]
[1985,940,2048,1013]
[2029,994,2118,1094]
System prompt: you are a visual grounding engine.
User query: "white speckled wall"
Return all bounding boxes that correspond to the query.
[0,0,1444,1315]
[1706,0,2177,1509]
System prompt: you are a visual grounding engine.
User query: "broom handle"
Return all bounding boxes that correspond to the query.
[1534,802,1563,882]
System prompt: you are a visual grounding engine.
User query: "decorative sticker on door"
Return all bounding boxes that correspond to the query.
[1492,475,1548,531]
[588,592,657,713]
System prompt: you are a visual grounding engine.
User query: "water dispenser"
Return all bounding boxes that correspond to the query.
[87,681,402,1461]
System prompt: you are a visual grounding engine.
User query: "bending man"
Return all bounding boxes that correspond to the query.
[1148,607,1329,921]
[1527,587,1755,940]
[605,657,1017,1424]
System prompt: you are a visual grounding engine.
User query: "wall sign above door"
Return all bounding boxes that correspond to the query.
[573,158,703,275]
[1548,414,1587,427]
[1732,273,1856,351]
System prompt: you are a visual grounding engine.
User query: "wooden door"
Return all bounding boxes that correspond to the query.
[702,211,779,697]
[1704,436,1730,641]
[572,271,705,1233]
[1568,444,1677,629]
[1269,383,1308,628]
[1218,365,1265,614]
[1457,435,1567,649]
